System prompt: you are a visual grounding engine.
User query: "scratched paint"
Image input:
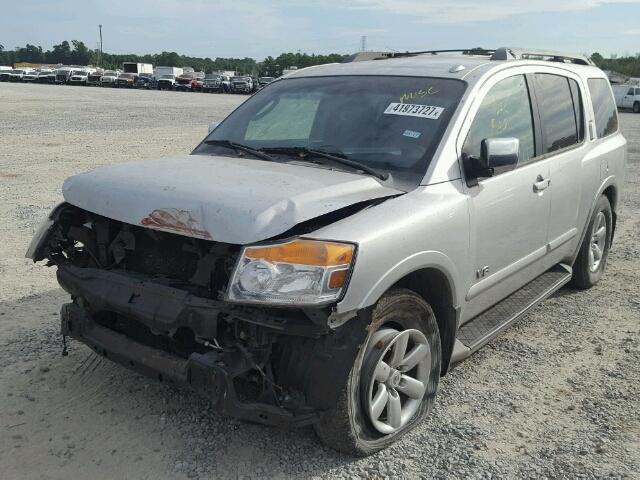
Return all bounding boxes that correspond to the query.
[140,208,212,239]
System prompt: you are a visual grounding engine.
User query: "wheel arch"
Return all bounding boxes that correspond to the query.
[602,184,617,241]
[391,267,458,376]
[354,252,462,376]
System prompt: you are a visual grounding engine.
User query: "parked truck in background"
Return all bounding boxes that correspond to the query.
[55,67,73,84]
[155,66,183,78]
[155,67,183,90]
[175,71,204,92]
[122,62,153,76]
[87,70,104,86]
[100,71,119,87]
[69,69,93,86]
[613,84,640,113]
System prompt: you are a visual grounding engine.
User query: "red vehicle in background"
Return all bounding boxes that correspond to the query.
[175,72,204,92]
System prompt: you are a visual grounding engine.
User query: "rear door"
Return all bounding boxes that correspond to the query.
[532,72,587,262]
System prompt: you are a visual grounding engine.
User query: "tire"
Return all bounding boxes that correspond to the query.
[571,195,612,289]
[314,289,441,456]
[633,102,640,114]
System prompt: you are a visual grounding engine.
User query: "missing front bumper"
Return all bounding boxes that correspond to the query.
[60,301,320,427]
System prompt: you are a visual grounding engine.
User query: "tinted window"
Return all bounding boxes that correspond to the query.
[535,74,579,153]
[588,78,618,138]
[568,78,585,142]
[462,75,535,174]
[628,88,635,95]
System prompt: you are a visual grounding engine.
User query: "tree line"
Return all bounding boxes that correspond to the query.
[590,52,640,78]
[0,40,347,76]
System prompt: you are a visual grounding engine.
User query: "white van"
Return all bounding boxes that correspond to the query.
[612,84,640,113]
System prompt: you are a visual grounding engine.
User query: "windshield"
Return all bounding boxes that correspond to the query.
[160,75,174,79]
[232,77,248,81]
[194,75,465,185]
[103,71,117,76]
[119,73,134,79]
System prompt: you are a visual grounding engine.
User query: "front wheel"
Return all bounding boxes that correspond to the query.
[633,102,640,114]
[571,195,612,289]
[314,289,441,456]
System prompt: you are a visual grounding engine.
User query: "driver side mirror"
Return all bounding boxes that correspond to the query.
[465,137,519,187]
[208,121,220,133]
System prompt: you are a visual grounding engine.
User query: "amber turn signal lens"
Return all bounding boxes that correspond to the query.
[244,239,354,267]
[328,269,348,289]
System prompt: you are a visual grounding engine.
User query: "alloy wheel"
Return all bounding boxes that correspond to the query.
[363,328,431,435]
[589,211,607,272]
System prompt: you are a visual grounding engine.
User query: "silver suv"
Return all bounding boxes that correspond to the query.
[27,47,626,456]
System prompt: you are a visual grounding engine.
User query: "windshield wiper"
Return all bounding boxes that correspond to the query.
[263,146,389,181]
[204,139,275,162]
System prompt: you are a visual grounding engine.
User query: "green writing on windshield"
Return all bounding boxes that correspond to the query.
[399,86,439,104]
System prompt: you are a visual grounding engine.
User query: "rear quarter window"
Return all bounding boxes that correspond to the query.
[587,78,618,138]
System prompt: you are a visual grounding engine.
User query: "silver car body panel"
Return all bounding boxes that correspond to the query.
[62,154,403,244]
[45,54,626,334]
[296,58,626,320]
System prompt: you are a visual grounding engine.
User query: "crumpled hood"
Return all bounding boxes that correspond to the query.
[62,154,402,244]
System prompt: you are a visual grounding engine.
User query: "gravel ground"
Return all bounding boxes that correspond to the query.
[0,83,638,479]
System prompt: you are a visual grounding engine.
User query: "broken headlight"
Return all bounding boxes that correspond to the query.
[226,239,355,305]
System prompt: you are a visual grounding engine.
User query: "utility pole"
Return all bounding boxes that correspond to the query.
[360,35,367,52]
[98,24,103,67]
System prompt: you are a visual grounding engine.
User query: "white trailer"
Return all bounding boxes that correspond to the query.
[154,66,183,78]
[122,62,153,75]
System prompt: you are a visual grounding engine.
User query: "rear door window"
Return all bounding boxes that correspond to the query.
[587,78,618,138]
[534,74,580,153]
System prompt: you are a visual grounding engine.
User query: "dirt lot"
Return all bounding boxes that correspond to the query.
[0,83,638,479]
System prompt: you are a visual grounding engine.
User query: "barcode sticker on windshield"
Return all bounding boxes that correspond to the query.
[384,103,444,120]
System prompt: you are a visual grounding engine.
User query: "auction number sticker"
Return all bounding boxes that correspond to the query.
[384,103,444,120]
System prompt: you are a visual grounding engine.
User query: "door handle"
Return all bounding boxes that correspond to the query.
[533,175,550,192]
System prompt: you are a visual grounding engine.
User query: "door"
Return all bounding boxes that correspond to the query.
[461,74,551,319]
[533,73,587,260]
[622,87,635,108]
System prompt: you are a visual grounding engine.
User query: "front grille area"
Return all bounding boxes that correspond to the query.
[53,204,239,298]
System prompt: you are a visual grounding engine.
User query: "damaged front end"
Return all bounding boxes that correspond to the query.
[28,203,370,427]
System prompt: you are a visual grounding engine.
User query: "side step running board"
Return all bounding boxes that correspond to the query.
[451,264,572,364]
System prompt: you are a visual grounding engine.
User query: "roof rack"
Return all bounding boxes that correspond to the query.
[490,47,593,65]
[353,47,593,66]
[384,48,495,59]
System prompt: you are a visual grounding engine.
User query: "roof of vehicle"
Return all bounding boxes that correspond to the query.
[285,48,604,83]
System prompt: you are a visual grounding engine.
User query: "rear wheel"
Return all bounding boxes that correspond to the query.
[314,289,441,456]
[571,195,612,289]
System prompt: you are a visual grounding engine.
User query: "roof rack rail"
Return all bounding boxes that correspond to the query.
[491,47,594,66]
[385,48,495,59]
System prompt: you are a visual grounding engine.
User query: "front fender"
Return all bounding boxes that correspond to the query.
[359,250,461,312]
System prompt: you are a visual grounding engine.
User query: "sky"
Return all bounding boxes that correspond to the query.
[1,0,639,59]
